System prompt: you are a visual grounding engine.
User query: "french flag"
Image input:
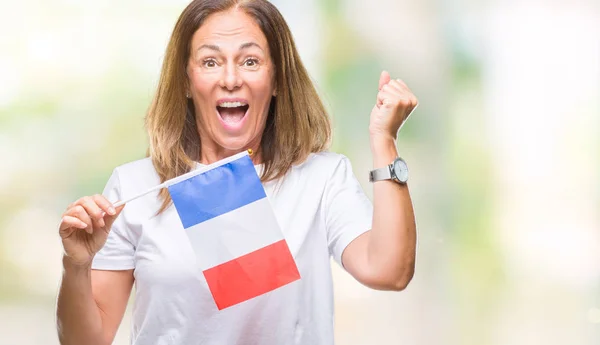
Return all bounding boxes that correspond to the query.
[167,151,301,310]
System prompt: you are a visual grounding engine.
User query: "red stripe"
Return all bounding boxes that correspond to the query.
[203,239,301,310]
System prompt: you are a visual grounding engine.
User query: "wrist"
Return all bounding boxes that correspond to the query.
[370,135,398,168]
[62,255,93,275]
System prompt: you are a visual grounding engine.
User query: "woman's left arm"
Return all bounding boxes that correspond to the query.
[342,71,418,291]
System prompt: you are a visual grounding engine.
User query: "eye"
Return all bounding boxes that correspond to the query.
[243,58,259,67]
[203,59,218,68]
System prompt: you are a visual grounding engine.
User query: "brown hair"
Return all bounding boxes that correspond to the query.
[145,0,331,214]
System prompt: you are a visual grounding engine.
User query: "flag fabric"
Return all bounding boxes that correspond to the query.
[167,152,300,310]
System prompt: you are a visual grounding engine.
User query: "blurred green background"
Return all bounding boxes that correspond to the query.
[1,0,599,344]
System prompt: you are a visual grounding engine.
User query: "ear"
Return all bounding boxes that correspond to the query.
[272,71,277,96]
[184,65,192,97]
[185,79,192,99]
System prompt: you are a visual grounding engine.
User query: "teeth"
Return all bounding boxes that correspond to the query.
[218,101,247,108]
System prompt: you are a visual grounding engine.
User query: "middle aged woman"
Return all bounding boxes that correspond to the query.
[56,0,418,344]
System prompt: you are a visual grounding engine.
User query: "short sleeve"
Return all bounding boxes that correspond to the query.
[324,156,373,268]
[91,169,136,270]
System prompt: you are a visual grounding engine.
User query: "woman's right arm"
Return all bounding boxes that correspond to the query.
[57,262,133,345]
[56,195,132,345]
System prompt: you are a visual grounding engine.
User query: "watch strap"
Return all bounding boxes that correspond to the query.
[369,165,392,182]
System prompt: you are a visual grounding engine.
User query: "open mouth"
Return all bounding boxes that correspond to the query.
[216,101,249,124]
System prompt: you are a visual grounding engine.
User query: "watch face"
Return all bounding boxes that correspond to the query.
[393,158,409,183]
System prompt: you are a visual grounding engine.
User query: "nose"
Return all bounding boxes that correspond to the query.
[219,63,242,91]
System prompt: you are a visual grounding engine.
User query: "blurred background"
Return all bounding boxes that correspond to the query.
[0,0,598,344]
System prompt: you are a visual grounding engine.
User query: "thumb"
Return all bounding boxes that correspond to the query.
[378,70,391,90]
[103,204,125,230]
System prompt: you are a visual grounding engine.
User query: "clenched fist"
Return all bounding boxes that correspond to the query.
[369,70,418,142]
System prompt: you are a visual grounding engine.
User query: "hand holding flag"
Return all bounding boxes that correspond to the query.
[59,195,124,267]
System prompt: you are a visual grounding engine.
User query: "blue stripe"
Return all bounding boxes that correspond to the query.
[168,155,266,229]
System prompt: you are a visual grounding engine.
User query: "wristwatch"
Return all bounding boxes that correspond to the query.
[369,157,409,184]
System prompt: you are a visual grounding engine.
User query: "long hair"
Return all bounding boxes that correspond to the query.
[145,0,331,214]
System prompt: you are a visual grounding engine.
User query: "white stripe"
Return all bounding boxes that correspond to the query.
[185,198,284,270]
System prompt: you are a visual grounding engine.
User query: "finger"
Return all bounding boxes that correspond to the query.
[92,194,116,216]
[380,84,404,98]
[377,89,398,109]
[59,215,88,232]
[381,83,419,107]
[395,78,409,88]
[386,79,407,93]
[388,80,416,99]
[391,79,418,104]
[378,70,391,91]
[59,215,89,238]
[104,204,126,231]
[77,197,106,228]
[66,205,94,234]
[380,94,418,116]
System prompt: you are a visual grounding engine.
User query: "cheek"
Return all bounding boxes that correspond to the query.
[247,76,275,100]
[191,80,212,97]
[189,69,217,95]
[189,75,217,125]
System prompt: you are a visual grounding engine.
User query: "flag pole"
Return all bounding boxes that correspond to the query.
[112,149,254,208]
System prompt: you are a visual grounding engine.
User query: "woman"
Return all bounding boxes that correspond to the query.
[56,0,418,344]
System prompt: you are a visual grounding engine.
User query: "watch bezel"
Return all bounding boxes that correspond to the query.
[391,157,409,183]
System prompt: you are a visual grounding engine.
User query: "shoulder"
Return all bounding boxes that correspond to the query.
[114,156,154,172]
[280,151,356,188]
[295,151,350,172]
[108,157,161,196]
[113,157,157,180]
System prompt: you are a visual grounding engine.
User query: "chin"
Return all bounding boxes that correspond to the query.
[215,133,255,151]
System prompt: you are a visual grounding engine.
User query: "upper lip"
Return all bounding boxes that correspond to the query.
[216,98,249,107]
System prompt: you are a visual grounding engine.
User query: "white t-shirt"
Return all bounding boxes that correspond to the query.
[92,151,373,345]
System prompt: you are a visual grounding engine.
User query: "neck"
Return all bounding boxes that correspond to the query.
[200,148,262,165]
[199,141,262,166]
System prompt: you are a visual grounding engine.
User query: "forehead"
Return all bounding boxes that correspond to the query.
[191,9,268,50]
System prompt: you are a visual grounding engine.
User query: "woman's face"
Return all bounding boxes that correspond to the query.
[187,9,276,159]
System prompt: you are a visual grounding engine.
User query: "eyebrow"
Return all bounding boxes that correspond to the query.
[197,44,221,52]
[239,42,263,52]
[196,42,264,53]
